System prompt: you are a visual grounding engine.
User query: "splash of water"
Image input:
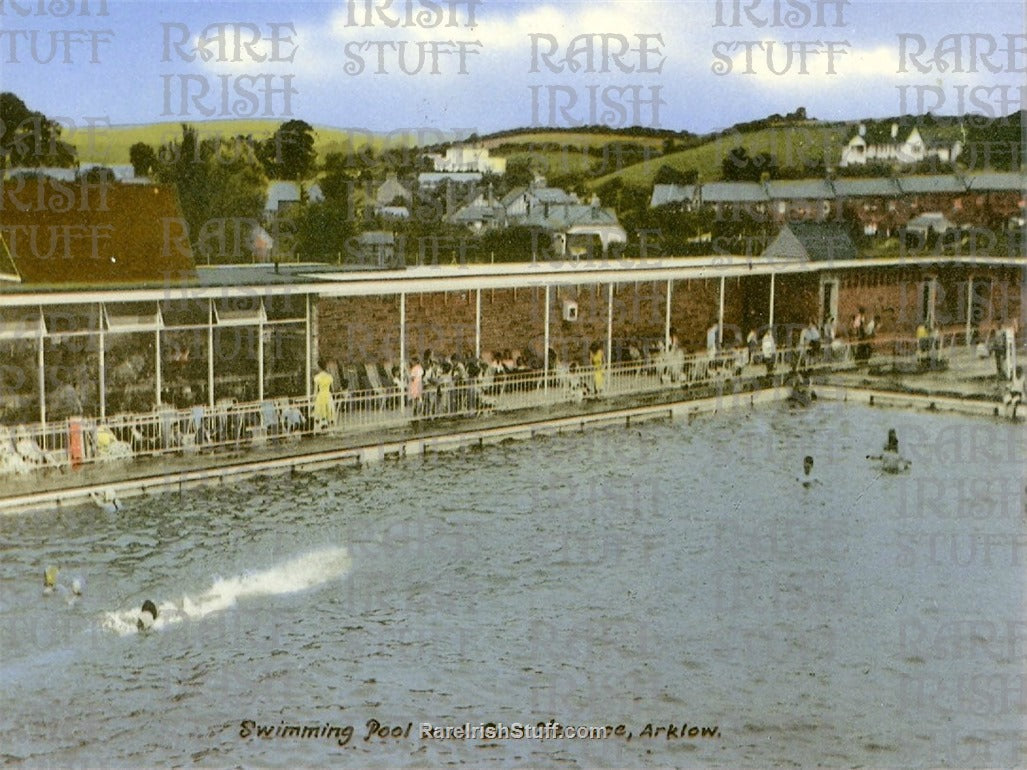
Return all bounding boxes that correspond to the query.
[102,545,351,636]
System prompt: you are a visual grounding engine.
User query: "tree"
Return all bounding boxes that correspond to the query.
[260,119,316,180]
[154,124,269,264]
[654,164,698,185]
[0,92,76,173]
[721,146,778,181]
[503,155,535,188]
[129,142,157,177]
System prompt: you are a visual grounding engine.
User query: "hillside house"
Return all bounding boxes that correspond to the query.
[0,178,197,285]
[374,173,412,208]
[839,123,962,168]
[264,180,323,218]
[426,144,506,175]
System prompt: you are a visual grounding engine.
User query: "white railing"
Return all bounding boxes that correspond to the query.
[0,337,975,478]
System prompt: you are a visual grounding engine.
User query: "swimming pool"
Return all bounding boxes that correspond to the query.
[0,402,1023,767]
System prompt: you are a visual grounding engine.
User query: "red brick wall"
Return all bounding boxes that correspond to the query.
[316,265,1022,367]
[837,266,924,336]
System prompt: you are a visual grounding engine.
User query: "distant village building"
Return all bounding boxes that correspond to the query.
[839,123,962,168]
[353,231,396,268]
[264,180,323,217]
[762,221,860,262]
[649,173,1025,235]
[374,173,412,208]
[426,144,506,175]
[447,178,627,256]
[0,178,197,285]
[417,171,483,190]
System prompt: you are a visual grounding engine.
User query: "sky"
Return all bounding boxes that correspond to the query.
[0,0,1024,138]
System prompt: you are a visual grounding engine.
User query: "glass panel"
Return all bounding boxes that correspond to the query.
[215,296,262,325]
[160,328,209,409]
[160,298,209,328]
[0,306,42,339]
[212,325,259,403]
[0,338,40,423]
[264,292,306,322]
[44,333,100,419]
[105,331,157,414]
[43,303,101,337]
[264,324,305,399]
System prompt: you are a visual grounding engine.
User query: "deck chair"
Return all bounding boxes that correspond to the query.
[364,363,388,410]
[181,405,210,452]
[157,406,181,451]
[0,426,31,475]
[248,400,280,446]
[14,425,64,470]
[277,398,304,439]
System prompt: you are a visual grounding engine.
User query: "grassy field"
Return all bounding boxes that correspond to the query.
[481,130,669,151]
[68,120,412,164]
[588,121,852,189]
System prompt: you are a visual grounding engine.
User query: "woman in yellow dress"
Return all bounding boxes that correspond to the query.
[313,364,335,429]
[589,343,604,395]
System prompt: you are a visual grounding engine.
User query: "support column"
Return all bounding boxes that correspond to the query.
[475,287,481,358]
[543,285,550,393]
[37,329,45,425]
[664,279,673,350]
[207,299,215,408]
[98,328,106,420]
[304,294,312,401]
[155,326,162,407]
[964,273,974,346]
[606,283,613,369]
[399,292,406,380]
[768,272,776,330]
[718,275,726,347]
[257,299,265,402]
[927,276,938,328]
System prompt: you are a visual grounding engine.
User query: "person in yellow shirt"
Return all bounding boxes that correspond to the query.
[589,342,605,395]
[313,363,335,429]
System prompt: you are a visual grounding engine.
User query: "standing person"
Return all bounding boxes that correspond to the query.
[746,329,759,365]
[408,357,424,416]
[1004,366,1024,419]
[990,330,1008,380]
[806,319,822,360]
[706,321,719,358]
[589,342,605,395]
[761,329,776,375]
[312,362,335,431]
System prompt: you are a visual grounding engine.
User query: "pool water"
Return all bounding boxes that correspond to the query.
[0,402,1023,768]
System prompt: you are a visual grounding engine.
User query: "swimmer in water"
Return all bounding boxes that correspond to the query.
[137,599,158,632]
[884,428,899,454]
[90,488,122,513]
[43,566,59,595]
[799,455,820,487]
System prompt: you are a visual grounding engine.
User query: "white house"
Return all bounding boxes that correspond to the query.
[839,123,962,168]
[427,145,506,175]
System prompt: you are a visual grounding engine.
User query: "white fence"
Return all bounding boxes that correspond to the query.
[0,335,971,477]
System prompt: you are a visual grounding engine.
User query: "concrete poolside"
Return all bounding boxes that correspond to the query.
[0,348,1020,515]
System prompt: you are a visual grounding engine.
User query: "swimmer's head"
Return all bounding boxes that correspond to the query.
[137,599,158,631]
[71,578,82,596]
[803,455,814,474]
[43,566,58,589]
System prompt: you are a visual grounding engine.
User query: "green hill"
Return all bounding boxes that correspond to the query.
[68,120,411,165]
[588,121,850,189]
